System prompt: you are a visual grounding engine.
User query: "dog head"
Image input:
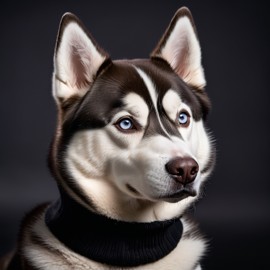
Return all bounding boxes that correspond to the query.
[50,7,215,221]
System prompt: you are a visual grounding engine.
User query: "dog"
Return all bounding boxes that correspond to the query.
[1,7,215,270]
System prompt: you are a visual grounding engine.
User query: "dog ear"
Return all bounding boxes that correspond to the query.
[53,13,109,104]
[151,7,206,89]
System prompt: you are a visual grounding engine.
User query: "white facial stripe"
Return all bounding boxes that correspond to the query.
[162,89,192,122]
[162,90,182,121]
[122,93,149,127]
[134,67,171,138]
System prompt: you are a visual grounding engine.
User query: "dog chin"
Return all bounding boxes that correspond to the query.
[160,188,197,203]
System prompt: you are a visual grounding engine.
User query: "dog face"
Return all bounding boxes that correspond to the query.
[50,8,215,221]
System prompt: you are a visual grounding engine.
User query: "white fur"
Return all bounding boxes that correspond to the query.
[114,93,150,130]
[65,123,199,222]
[157,16,205,88]
[162,89,182,121]
[23,211,205,270]
[6,8,213,270]
[135,67,171,138]
[162,90,211,180]
[64,78,209,222]
[53,19,106,103]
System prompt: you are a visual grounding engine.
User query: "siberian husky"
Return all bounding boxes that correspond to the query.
[1,7,215,270]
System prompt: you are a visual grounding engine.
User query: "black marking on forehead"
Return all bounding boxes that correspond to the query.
[61,61,151,139]
[143,110,169,138]
[60,57,210,142]
[143,109,182,139]
[127,58,209,138]
[132,58,210,121]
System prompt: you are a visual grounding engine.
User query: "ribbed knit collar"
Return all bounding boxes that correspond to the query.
[45,191,183,267]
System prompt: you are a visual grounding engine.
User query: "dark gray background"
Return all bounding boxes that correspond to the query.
[0,1,269,269]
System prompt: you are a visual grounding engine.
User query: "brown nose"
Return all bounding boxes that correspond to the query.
[165,157,199,185]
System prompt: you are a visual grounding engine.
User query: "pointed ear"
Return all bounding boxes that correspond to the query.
[53,13,109,104]
[151,7,206,89]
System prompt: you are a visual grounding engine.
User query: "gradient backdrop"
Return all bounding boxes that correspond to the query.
[0,1,269,269]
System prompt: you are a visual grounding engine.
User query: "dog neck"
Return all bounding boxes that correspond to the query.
[45,189,183,267]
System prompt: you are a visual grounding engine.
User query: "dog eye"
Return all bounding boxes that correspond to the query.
[119,119,133,130]
[178,111,190,127]
[116,118,136,132]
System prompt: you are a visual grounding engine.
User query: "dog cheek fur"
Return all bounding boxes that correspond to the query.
[65,130,107,180]
[188,120,212,179]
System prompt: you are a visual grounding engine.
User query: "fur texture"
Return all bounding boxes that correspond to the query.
[2,7,215,270]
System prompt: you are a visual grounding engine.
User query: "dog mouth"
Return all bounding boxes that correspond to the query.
[161,187,197,203]
[126,184,197,203]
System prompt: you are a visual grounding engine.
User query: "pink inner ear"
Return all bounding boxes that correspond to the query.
[173,39,190,81]
[163,20,200,84]
[71,45,90,89]
[53,15,109,103]
[151,11,206,89]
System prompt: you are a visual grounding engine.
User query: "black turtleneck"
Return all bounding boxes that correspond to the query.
[45,191,183,267]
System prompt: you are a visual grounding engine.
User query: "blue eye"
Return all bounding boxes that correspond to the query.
[118,118,133,130]
[178,111,190,126]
